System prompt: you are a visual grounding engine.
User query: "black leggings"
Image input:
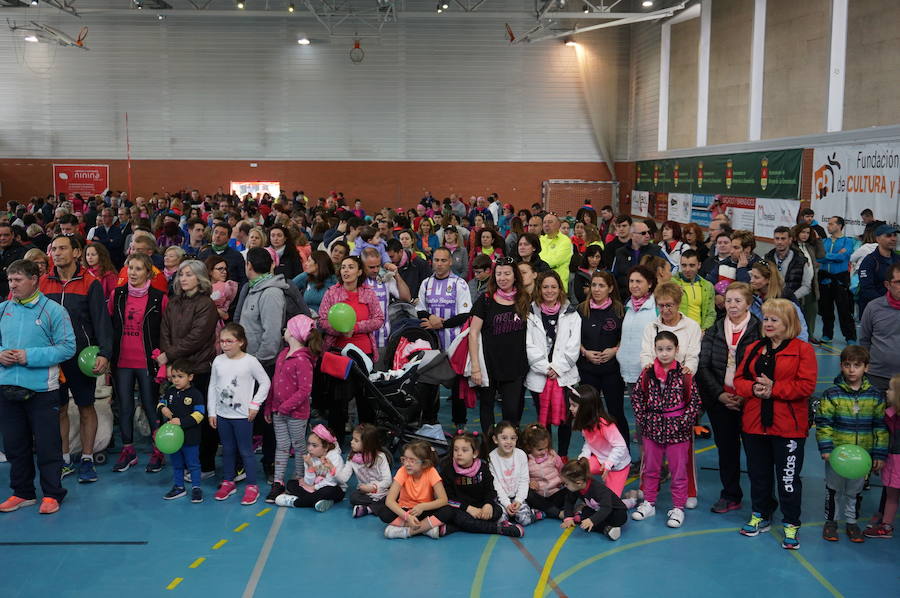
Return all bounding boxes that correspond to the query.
[113,367,159,445]
[284,482,345,508]
[327,367,375,444]
[477,379,524,435]
[529,391,572,456]
[527,489,567,519]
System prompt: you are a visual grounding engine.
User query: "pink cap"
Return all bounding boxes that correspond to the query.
[286,314,314,343]
[312,424,337,446]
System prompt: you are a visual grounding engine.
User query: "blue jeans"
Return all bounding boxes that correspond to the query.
[170,445,201,488]
[218,417,256,485]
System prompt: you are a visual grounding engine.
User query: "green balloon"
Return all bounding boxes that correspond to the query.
[328,302,357,334]
[77,345,101,377]
[155,423,185,455]
[830,444,872,479]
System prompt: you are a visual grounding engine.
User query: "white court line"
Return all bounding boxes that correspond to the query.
[242,508,286,598]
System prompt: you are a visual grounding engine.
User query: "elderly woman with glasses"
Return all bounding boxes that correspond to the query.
[205,255,239,354]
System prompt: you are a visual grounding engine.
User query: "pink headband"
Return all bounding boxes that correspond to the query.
[312,424,337,446]
[286,314,314,343]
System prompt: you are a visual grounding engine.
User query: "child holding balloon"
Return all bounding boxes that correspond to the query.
[815,345,887,542]
[157,360,206,503]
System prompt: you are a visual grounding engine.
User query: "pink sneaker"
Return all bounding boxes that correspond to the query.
[214,480,237,501]
[241,485,260,506]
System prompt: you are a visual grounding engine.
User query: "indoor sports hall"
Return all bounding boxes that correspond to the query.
[1,0,899,597]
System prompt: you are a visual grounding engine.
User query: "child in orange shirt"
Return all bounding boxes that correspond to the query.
[382,441,448,539]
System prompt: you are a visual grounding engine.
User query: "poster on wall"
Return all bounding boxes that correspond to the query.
[718,195,757,233]
[755,198,800,239]
[52,164,109,197]
[689,194,715,227]
[631,190,650,217]
[811,144,900,236]
[667,193,693,224]
[635,149,803,199]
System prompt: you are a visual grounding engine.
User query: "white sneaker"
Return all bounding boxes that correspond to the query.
[632,501,656,521]
[384,525,410,539]
[274,494,298,508]
[685,497,698,510]
[424,525,442,539]
[623,489,644,501]
[0,451,6,463]
[184,470,215,482]
[604,525,621,541]
[667,508,685,528]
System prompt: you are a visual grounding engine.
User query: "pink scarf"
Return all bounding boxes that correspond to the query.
[653,358,676,382]
[630,294,650,310]
[128,280,151,297]
[539,378,567,427]
[888,293,900,310]
[351,453,366,465]
[724,312,751,388]
[540,302,561,315]
[590,298,612,310]
[163,267,178,280]
[444,243,458,252]
[453,458,482,477]
[494,287,516,301]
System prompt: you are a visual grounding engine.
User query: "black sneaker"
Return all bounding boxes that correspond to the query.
[266,482,285,504]
[146,449,165,474]
[710,498,742,514]
[191,488,203,503]
[822,520,839,542]
[164,486,186,500]
[498,522,524,538]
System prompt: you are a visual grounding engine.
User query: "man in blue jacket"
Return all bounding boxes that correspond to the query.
[0,260,76,515]
[857,224,899,317]
[817,216,857,343]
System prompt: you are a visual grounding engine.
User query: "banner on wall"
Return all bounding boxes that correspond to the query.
[689,194,715,227]
[632,190,650,217]
[667,193,692,224]
[52,164,109,197]
[755,198,800,239]
[635,149,803,199]
[718,195,757,233]
[811,144,900,236]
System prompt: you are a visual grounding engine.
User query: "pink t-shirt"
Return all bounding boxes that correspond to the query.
[118,293,149,368]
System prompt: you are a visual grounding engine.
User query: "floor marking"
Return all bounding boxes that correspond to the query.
[166,578,183,590]
[533,527,573,598]
[770,525,844,598]
[234,523,249,532]
[211,539,228,550]
[511,538,567,598]
[256,508,271,517]
[468,535,499,598]
[242,506,286,598]
[0,541,148,546]
[188,558,205,569]
[695,445,716,455]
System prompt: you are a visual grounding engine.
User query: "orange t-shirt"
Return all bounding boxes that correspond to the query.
[394,466,442,509]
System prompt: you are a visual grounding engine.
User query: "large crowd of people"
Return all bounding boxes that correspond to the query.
[0,189,898,546]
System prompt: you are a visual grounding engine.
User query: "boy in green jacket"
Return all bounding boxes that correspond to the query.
[672,250,715,331]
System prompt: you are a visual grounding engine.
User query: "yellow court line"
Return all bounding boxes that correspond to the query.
[770,526,844,598]
[532,527,573,598]
[211,539,228,550]
[695,444,716,455]
[468,535,499,598]
[166,578,184,590]
[188,558,205,569]
[256,508,271,517]
[234,523,249,532]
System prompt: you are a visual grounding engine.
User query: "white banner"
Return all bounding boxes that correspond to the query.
[667,193,692,224]
[755,198,801,239]
[632,190,649,217]
[811,143,900,236]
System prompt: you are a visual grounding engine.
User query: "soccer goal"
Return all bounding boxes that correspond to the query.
[541,180,619,218]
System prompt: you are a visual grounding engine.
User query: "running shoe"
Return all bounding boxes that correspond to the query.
[112,446,138,473]
[781,524,800,549]
[740,512,770,536]
[78,459,98,484]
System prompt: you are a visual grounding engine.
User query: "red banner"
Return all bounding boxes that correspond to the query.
[52,164,109,197]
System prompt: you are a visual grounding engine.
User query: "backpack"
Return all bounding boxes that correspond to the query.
[282,283,309,324]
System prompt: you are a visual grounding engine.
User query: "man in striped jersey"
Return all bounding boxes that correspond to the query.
[361,248,410,356]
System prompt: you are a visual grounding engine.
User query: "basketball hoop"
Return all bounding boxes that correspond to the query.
[349,39,364,64]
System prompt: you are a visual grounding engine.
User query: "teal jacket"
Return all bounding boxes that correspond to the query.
[0,293,76,392]
[815,375,888,461]
[672,273,715,331]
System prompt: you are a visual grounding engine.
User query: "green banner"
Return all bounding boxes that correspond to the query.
[634,149,803,199]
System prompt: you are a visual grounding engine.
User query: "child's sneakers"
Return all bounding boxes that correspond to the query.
[515,504,536,526]
[274,494,298,508]
[532,510,546,522]
[846,523,864,543]
[241,485,260,506]
[214,480,237,501]
[265,482,285,504]
[384,525,410,539]
[740,512,771,536]
[822,520,839,541]
[498,522,525,538]
[684,497,698,510]
[666,508,685,528]
[423,524,445,539]
[352,505,369,518]
[191,488,203,503]
[622,489,644,510]
[631,501,655,521]
[863,523,893,539]
[603,525,621,541]
[164,486,187,500]
[781,524,800,550]
[314,499,334,512]
[111,446,138,472]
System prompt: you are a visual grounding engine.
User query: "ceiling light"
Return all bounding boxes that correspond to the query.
[237,0,245,8]
[30,0,38,6]
[135,0,143,8]
[564,39,577,47]
[288,2,294,12]
[583,4,589,13]
[297,37,310,45]
[642,1,654,6]
[24,35,39,42]
[157,13,165,20]
[441,2,448,7]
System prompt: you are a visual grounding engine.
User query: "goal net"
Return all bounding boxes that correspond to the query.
[541,180,619,218]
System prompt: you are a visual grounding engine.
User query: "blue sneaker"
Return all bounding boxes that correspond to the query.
[782,524,800,549]
[739,512,770,536]
[61,460,76,479]
[78,459,98,483]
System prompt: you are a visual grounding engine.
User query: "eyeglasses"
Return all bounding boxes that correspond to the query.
[636,231,651,236]
[400,456,422,465]
[657,302,677,309]
[220,338,239,344]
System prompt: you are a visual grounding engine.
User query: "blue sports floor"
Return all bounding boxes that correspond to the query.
[2,331,898,598]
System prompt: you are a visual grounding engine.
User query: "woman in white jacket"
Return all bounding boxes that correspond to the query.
[618,265,659,385]
[525,271,581,456]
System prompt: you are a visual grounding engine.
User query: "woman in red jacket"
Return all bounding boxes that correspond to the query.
[733,298,816,550]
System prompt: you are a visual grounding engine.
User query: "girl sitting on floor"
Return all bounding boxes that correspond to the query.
[336,423,392,519]
[275,424,346,512]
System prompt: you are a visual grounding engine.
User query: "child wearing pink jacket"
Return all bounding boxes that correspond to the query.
[522,424,566,520]
[569,385,631,497]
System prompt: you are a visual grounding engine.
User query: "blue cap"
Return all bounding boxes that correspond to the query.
[874,224,899,236]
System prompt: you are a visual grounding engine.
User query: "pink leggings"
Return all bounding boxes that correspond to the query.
[589,456,629,497]
[641,438,690,509]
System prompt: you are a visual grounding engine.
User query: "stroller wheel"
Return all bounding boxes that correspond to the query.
[94,452,107,465]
